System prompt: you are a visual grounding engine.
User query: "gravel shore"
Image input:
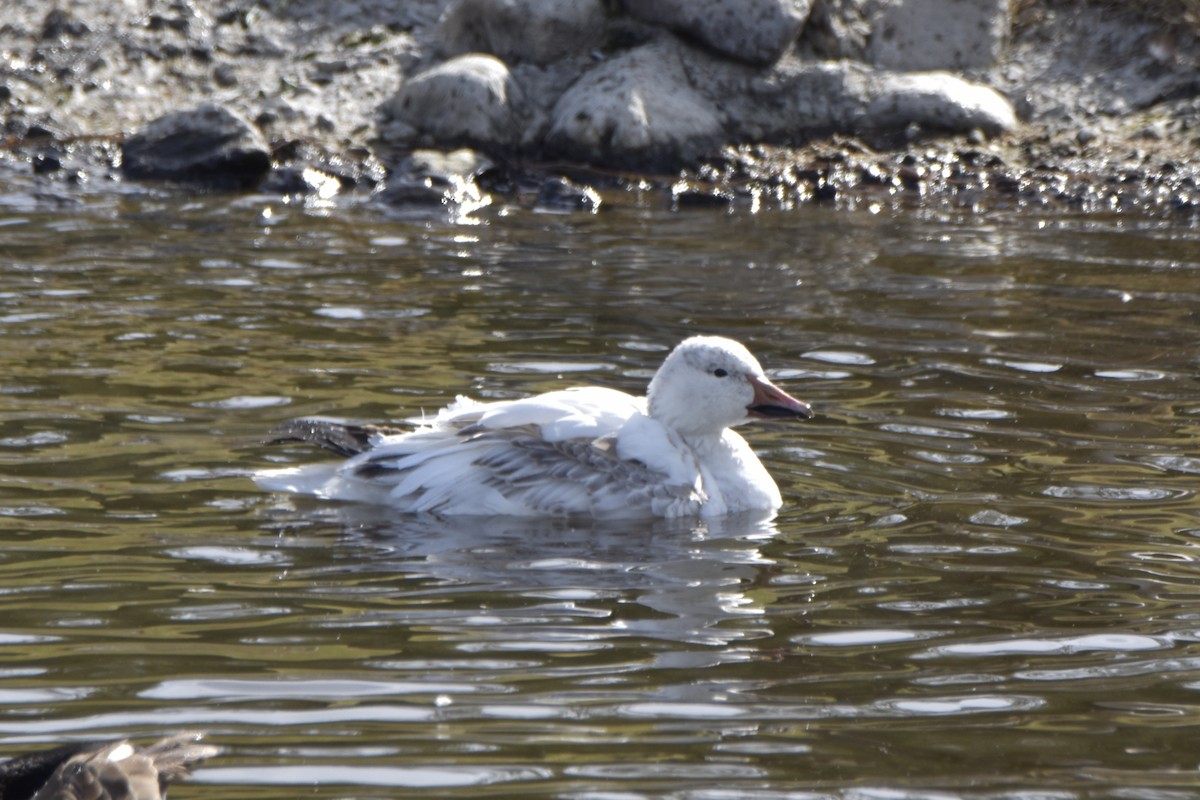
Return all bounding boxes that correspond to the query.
[2,0,1197,217]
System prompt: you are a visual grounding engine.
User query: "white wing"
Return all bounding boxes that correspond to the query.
[258,388,703,517]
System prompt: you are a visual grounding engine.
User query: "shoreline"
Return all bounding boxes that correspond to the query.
[2,0,1197,219]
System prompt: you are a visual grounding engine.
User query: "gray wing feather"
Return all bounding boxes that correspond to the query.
[470,428,703,516]
[352,426,703,517]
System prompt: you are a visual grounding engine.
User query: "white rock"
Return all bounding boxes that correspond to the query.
[624,0,812,66]
[546,41,724,167]
[690,53,1016,145]
[864,70,1018,135]
[379,54,526,149]
[437,0,607,66]
[868,0,1010,71]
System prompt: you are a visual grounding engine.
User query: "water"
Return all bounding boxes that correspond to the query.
[0,189,1198,799]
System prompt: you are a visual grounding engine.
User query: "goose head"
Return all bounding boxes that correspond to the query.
[646,336,813,438]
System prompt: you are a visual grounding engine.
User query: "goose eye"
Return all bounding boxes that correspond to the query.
[713,368,728,378]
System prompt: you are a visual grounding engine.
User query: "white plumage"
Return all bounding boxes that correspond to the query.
[255,335,813,518]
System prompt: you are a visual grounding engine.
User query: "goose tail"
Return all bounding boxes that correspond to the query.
[265,418,402,457]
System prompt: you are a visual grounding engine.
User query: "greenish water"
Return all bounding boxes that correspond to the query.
[0,190,1198,799]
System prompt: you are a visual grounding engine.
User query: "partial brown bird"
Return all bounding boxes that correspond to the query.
[0,732,217,800]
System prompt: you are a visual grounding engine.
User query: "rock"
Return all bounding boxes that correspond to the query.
[994,0,1198,124]
[377,148,494,213]
[407,147,494,180]
[868,0,1009,71]
[121,103,271,190]
[690,53,1016,146]
[702,57,869,143]
[212,62,238,87]
[796,0,872,61]
[670,179,738,208]
[622,0,812,66]
[534,176,601,212]
[546,41,724,168]
[260,140,386,197]
[32,152,63,174]
[41,8,90,39]
[379,54,527,152]
[863,71,1018,137]
[437,0,607,66]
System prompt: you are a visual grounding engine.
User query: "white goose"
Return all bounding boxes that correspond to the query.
[255,335,813,518]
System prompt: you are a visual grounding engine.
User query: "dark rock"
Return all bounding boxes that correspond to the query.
[23,123,58,140]
[377,148,493,212]
[216,7,251,26]
[41,8,90,39]
[858,162,891,184]
[670,180,737,208]
[213,63,238,87]
[261,140,386,196]
[146,12,190,33]
[122,103,271,190]
[236,34,288,57]
[32,152,62,174]
[260,166,336,197]
[813,178,837,201]
[376,177,456,207]
[535,176,602,211]
[623,0,811,66]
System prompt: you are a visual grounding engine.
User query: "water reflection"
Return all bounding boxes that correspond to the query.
[258,504,782,649]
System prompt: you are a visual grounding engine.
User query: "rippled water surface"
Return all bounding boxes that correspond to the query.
[1,191,1199,799]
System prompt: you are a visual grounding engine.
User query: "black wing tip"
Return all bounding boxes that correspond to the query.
[265,418,398,457]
